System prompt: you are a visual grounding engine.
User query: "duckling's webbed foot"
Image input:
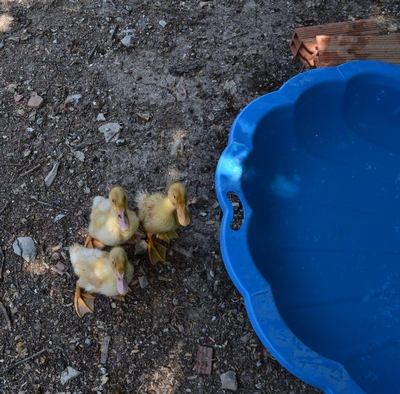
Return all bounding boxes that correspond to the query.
[74,281,95,318]
[156,231,178,244]
[147,234,167,265]
[84,236,106,250]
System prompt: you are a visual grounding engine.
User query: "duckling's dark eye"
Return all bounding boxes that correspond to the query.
[112,199,115,203]
[112,260,116,266]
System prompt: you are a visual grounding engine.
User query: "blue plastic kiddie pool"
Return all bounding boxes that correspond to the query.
[216,60,400,394]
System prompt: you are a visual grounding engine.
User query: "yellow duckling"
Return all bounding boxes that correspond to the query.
[70,244,134,317]
[85,186,140,249]
[136,182,190,265]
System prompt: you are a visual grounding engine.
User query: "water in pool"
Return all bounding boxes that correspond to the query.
[242,80,400,393]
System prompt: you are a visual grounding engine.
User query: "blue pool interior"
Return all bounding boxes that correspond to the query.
[241,75,400,393]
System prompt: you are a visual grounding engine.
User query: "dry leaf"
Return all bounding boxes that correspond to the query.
[16,341,28,358]
[16,341,24,354]
[175,77,187,101]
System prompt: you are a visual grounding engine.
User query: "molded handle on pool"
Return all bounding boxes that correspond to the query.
[216,141,272,297]
[215,141,250,235]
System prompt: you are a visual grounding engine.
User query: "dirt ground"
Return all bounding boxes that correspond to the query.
[0,0,399,393]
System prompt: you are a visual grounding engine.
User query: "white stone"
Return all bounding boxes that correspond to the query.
[13,237,37,263]
[121,35,133,47]
[220,370,238,391]
[60,366,80,385]
[74,150,85,162]
[138,276,148,288]
[99,122,121,142]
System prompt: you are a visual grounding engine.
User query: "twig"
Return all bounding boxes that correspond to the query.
[19,164,41,177]
[0,201,9,215]
[30,198,69,212]
[0,348,47,374]
[0,226,12,236]
[0,301,11,330]
[88,43,98,60]
[110,24,119,40]
[73,140,102,151]
[0,247,4,280]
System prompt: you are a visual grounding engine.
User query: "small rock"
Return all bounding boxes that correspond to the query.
[137,112,151,121]
[138,276,148,288]
[60,366,80,385]
[16,109,25,116]
[220,370,238,391]
[159,20,167,27]
[14,94,24,103]
[97,113,106,121]
[100,373,109,385]
[27,93,44,109]
[64,94,82,105]
[100,336,111,364]
[121,35,134,47]
[51,252,61,261]
[240,333,250,342]
[99,122,121,142]
[6,84,17,93]
[54,214,67,222]
[13,237,37,263]
[135,239,148,255]
[51,261,67,275]
[74,150,85,162]
[224,80,237,96]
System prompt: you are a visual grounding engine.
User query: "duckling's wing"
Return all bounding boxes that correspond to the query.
[125,261,135,283]
[134,190,149,209]
[80,257,115,292]
[127,209,140,232]
[70,244,105,270]
[92,196,110,211]
[71,248,112,290]
[88,196,111,236]
[90,195,110,216]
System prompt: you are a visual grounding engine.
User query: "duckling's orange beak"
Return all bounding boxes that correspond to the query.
[117,208,130,231]
[116,271,128,295]
[177,205,190,227]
